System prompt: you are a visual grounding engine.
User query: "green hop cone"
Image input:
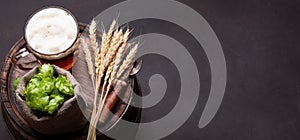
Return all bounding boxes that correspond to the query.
[22,64,74,115]
[55,75,74,96]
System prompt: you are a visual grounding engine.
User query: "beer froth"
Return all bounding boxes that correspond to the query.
[25,7,78,55]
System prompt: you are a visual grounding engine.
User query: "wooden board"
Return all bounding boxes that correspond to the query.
[0,23,142,139]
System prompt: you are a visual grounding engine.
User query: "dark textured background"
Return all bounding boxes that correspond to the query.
[1,0,300,140]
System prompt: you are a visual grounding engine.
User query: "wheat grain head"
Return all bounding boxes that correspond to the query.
[116,43,139,80]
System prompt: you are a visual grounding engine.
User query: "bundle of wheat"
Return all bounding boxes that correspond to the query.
[83,19,139,140]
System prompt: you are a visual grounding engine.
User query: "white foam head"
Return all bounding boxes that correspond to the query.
[25,7,78,55]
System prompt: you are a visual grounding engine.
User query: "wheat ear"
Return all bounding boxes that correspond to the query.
[89,19,98,55]
[100,29,123,72]
[109,29,131,83]
[98,20,117,64]
[116,44,139,80]
[81,38,95,89]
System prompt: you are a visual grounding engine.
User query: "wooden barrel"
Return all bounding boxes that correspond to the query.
[0,23,142,139]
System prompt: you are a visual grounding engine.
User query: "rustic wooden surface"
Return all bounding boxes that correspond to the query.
[0,24,141,139]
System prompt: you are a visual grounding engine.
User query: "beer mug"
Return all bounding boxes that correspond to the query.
[24,6,79,70]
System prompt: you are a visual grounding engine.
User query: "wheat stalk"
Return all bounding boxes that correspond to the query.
[95,28,123,113]
[87,20,100,140]
[93,42,138,133]
[88,24,121,140]
[93,29,130,127]
[93,19,116,112]
[88,20,116,140]
[89,30,121,140]
[93,61,114,127]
